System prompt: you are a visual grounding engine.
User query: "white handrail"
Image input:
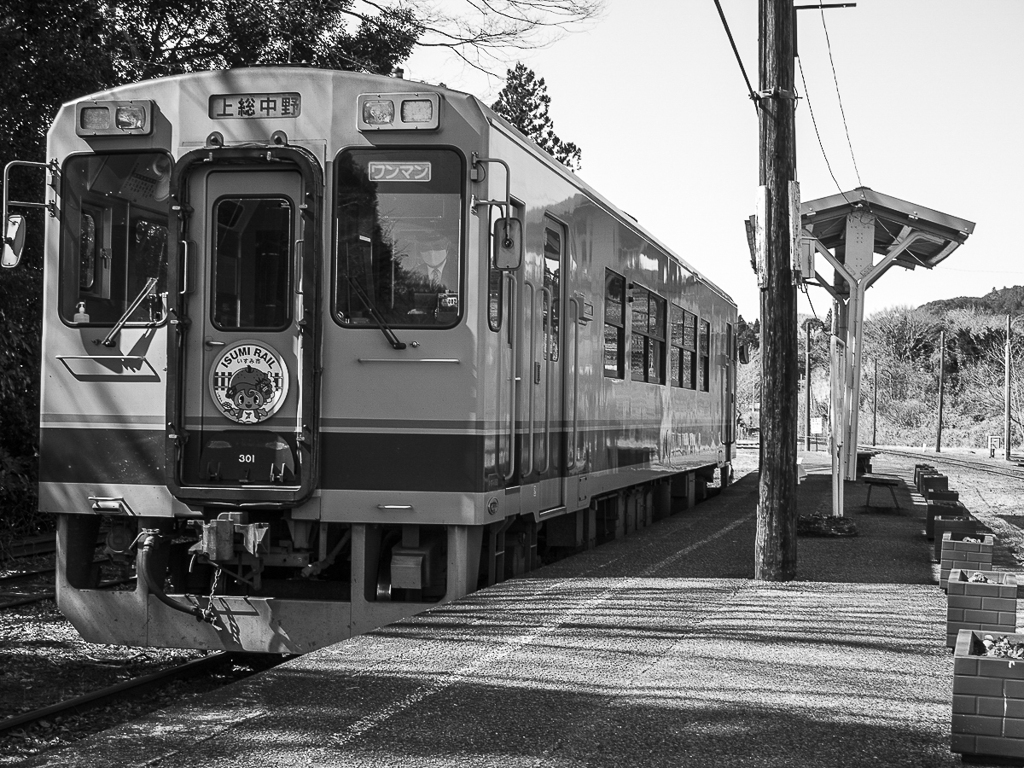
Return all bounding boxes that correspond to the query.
[567,296,582,470]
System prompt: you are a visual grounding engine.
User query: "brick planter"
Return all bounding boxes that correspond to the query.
[915,468,941,492]
[926,489,960,503]
[914,463,935,487]
[933,518,981,561]
[927,500,969,539]
[920,473,950,496]
[940,535,994,590]
[946,570,1016,647]
[952,630,1024,761]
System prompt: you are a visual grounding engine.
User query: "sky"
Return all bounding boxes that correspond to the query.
[401,0,1024,322]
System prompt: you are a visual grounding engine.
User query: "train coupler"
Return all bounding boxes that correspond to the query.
[189,512,271,562]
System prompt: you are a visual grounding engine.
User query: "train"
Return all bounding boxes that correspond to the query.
[2,67,738,654]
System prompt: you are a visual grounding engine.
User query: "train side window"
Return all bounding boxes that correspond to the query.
[649,293,666,383]
[334,148,464,329]
[670,304,685,388]
[487,266,503,332]
[59,152,171,325]
[603,269,625,378]
[543,226,560,362]
[630,285,665,384]
[698,318,711,391]
[79,211,97,290]
[677,309,697,389]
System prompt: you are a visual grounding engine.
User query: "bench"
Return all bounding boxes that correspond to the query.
[862,472,901,510]
[856,450,878,477]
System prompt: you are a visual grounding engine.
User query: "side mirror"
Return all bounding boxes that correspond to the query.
[493,217,523,271]
[2,214,25,269]
[738,344,751,365]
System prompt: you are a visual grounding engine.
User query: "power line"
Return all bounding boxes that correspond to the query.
[801,281,823,324]
[797,56,851,202]
[712,0,759,114]
[817,3,862,186]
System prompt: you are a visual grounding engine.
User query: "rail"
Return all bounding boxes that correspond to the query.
[868,446,1024,483]
[0,652,234,736]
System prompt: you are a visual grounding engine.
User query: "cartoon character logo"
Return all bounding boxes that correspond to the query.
[209,342,289,424]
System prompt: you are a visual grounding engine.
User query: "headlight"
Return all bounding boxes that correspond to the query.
[76,100,153,136]
[358,93,440,131]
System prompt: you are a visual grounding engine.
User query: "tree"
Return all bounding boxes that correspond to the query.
[736,315,760,352]
[102,0,420,81]
[491,62,582,170]
[405,0,602,76]
[94,0,604,84]
[0,0,115,538]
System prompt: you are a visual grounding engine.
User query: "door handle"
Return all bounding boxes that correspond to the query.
[204,339,226,348]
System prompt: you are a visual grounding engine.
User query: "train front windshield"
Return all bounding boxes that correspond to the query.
[334,148,463,328]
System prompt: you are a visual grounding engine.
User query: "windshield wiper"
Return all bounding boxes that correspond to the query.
[344,273,406,350]
[100,277,159,347]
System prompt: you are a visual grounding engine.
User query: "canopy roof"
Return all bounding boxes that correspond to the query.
[801,186,975,271]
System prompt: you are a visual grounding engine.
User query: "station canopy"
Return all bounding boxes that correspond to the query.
[801,186,976,273]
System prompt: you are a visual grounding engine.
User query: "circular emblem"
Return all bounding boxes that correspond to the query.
[209,341,289,424]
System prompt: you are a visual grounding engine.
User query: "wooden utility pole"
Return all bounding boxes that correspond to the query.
[755,0,798,581]
[936,329,945,453]
[1005,315,1012,460]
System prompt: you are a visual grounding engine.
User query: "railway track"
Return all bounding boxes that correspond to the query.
[1,533,57,561]
[869,446,1024,483]
[0,570,134,610]
[0,566,55,584]
[0,652,235,737]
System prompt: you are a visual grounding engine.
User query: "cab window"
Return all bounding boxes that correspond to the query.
[60,152,171,325]
[211,197,292,331]
[334,148,464,328]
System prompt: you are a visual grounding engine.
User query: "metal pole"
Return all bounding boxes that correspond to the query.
[936,328,945,453]
[872,356,877,447]
[805,321,811,451]
[844,283,866,479]
[1005,314,1012,460]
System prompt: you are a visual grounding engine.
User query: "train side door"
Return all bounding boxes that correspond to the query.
[174,166,316,500]
[521,216,566,513]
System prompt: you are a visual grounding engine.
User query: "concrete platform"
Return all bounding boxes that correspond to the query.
[25,454,983,767]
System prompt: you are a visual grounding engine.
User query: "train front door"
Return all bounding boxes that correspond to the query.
[520,216,567,513]
[175,166,317,501]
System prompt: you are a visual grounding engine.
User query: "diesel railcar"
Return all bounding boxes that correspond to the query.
[2,68,738,653]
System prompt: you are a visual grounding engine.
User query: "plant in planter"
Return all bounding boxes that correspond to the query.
[796,514,858,537]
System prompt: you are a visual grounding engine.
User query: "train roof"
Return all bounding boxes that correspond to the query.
[469,96,738,309]
[59,67,737,310]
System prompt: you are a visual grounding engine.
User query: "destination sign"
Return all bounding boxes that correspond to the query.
[367,162,432,182]
[209,92,301,119]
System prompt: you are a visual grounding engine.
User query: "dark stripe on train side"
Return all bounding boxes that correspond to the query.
[37,427,490,491]
[318,431,488,492]
[39,428,165,485]
[39,427,710,492]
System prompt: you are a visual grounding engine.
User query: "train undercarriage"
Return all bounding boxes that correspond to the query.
[55,468,725,654]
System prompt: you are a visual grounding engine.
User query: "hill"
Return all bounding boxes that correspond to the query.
[919,285,1024,316]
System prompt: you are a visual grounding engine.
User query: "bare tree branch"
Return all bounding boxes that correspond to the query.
[353,0,604,76]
